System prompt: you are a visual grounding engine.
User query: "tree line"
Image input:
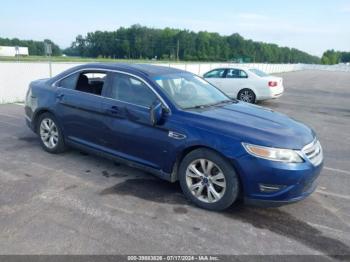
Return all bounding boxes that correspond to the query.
[64,25,321,64]
[0,37,61,56]
[3,25,349,65]
[321,50,350,65]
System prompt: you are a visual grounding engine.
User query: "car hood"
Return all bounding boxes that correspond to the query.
[184,102,315,149]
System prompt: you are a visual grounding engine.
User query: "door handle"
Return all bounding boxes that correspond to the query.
[56,94,65,100]
[107,106,119,115]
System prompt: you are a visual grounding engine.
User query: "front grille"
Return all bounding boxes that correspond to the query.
[302,139,323,166]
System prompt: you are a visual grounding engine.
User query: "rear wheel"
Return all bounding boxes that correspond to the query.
[37,113,66,154]
[237,89,256,104]
[178,148,239,211]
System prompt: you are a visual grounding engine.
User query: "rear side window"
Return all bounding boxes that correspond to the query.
[204,69,226,78]
[226,69,248,79]
[75,71,107,96]
[106,73,157,108]
[58,71,107,96]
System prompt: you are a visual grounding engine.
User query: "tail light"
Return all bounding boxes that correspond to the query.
[268,81,278,87]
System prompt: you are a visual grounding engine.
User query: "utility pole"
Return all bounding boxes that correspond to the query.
[15,46,20,62]
[176,40,180,61]
[44,42,52,77]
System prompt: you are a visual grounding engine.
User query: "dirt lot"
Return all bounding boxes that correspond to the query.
[0,70,349,260]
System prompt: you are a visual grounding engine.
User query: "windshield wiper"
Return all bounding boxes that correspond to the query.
[184,99,236,110]
[203,99,237,107]
[211,99,235,106]
[184,104,212,110]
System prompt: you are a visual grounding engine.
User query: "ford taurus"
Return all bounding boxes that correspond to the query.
[25,63,323,210]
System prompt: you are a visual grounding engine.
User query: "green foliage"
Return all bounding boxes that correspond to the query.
[321,50,350,65]
[64,25,320,64]
[0,37,61,56]
[0,55,175,63]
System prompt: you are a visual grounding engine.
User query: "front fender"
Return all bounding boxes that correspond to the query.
[167,125,247,181]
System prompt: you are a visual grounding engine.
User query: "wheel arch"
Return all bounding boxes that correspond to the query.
[171,145,244,198]
[32,108,56,133]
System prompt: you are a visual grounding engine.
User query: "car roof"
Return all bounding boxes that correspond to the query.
[74,63,185,77]
[209,66,250,71]
[126,64,185,76]
[51,63,188,83]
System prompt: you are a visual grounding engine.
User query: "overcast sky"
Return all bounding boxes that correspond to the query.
[1,0,349,56]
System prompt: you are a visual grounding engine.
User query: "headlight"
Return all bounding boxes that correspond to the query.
[242,143,304,163]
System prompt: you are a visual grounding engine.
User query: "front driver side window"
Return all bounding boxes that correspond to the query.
[106,73,157,108]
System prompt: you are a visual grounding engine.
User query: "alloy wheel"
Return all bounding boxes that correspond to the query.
[239,90,255,103]
[40,118,59,149]
[185,159,226,203]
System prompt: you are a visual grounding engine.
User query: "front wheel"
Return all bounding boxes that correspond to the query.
[178,149,240,211]
[237,89,256,104]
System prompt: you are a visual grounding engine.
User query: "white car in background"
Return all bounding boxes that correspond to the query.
[203,67,284,103]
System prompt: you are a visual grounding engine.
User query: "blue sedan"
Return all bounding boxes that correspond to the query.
[24,63,323,210]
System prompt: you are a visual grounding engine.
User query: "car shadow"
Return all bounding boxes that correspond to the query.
[99,178,187,205]
[257,100,280,109]
[100,177,350,260]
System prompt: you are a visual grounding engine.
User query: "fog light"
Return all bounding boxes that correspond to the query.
[259,184,286,193]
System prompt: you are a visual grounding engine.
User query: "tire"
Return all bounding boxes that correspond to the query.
[37,112,66,154]
[178,148,240,211]
[237,89,256,104]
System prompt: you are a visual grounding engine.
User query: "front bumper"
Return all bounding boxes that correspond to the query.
[25,115,35,132]
[244,177,319,207]
[235,153,324,207]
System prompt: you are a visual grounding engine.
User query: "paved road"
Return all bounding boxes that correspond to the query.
[0,70,349,259]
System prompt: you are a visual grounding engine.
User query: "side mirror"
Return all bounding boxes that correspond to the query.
[150,101,164,126]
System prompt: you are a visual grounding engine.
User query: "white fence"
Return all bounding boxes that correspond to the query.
[0,61,347,104]
[303,64,350,72]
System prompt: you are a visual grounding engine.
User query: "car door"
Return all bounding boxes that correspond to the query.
[220,68,249,98]
[54,70,108,148]
[100,72,170,170]
[203,69,226,88]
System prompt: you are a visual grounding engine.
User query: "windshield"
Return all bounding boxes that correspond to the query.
[153,73,231,109]
[249,68,270,77]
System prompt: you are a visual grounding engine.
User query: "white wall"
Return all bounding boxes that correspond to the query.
[304,64,350,72]
[0,46,29,56]
[0,61,321,104]
[0,62,83,103]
